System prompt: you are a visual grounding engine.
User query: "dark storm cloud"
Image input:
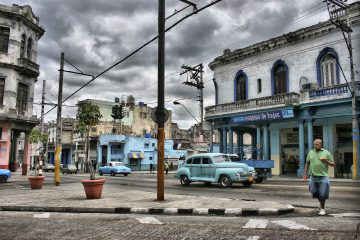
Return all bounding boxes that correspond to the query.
[1,0,335,128]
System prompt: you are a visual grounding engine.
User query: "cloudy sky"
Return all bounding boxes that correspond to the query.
[3,0,352,128]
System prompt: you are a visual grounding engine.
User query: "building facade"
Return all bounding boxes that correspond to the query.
[205,2,360,178]
[0,4,44,173]
[98,134,187,171]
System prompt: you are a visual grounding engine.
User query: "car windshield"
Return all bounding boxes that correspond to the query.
[212,155,231,163]
[113,162,124,166]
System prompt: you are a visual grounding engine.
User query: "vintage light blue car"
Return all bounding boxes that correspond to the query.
[0,169,11,183]
[99,162,131,176]
[175,153,256,188]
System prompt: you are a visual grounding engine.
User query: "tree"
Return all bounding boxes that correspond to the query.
[29,128,48,176]
[74,103,102,180]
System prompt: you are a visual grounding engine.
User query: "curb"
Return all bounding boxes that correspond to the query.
[0,205,295,217]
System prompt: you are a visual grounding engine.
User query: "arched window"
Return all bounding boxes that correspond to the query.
[27,38,32,60]
[316,47,340,87]
[271,60,288,95]
[20,34,26,58]
[234,70,247,101]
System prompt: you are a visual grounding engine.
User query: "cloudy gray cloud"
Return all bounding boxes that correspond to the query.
[2,0,346,128]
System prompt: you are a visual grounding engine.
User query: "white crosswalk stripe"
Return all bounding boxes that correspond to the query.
[33,213,50,219]
[271,220,317,230]
[247,236,260,240]
[135,217,163,225]
[243,219,269,229]
[329,213,360,218]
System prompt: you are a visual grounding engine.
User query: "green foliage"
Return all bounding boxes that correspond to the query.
[76,103,102,127]
[29,128,48,143]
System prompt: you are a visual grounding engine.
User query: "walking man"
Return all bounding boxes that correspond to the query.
[150,162,153,174]
[165,161,169,175]
[304,139,335,216]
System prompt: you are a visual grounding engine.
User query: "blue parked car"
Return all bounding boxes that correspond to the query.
[0,169,11,183]
[99,162,131,176]
[175,153,257,188]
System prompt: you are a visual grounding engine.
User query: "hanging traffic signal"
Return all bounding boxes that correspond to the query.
[111,105,119,119]
[118,105,124,119]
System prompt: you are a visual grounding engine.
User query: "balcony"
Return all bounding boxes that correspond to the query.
[205,92,300,118]
[300,82,360,104]
[17,57,40,77]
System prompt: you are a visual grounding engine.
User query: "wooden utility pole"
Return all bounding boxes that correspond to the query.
[55,53,64,186]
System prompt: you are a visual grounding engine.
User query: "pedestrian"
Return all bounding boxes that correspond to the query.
[304,139,335,216]
[170,162,173,171]
[150,162,153,174]
[75,161,79,171]
[165,161,169,175]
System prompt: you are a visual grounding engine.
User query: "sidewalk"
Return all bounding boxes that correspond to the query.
[0,172,294,217]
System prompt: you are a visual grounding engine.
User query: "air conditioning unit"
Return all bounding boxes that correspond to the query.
[302,83,312,91]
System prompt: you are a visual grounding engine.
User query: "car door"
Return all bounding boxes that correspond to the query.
[103,163,111,174]
[190,157,202,180]
[201,157,215,180]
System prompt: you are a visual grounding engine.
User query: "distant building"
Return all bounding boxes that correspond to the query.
[98,134,187,171]
[0,4,44,173]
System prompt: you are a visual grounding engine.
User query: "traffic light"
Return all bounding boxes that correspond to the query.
[118,105,124,119]
[111,105,119,119]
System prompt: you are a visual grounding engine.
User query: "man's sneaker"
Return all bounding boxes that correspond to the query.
[319,209,326,216]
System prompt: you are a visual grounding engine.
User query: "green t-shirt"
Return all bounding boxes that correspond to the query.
[306,148,333,176]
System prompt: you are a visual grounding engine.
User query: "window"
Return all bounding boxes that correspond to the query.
[192,158,201,164]
[235,75,246,101]
[0,78,4,105]
[149,157,152,160]
[202,158,212,164]
[257,78,262,93]
[16,82,28,110]
[145,142,150,148]
[321,54,336,87]
[27,38,32,60]
[186,159,192,164]
[91,127,97,132]
[152,143,155,147]
[20,34,26,58]
[274,64,287,94]
[0,27,10,53]
[130,159,138,165]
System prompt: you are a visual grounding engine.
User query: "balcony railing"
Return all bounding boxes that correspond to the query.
[308,82,355,98]
[17,57,40,77]
[205,92,300,117]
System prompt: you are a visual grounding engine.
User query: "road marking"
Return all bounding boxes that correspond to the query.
[247,236,260,240]
[329,213,360,218]
[272,220,317,230]
[243,219,269,229]
[135,217,163,225]
[33,213,50,218]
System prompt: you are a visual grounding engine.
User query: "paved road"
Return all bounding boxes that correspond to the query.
[43,172,360,213]
[0,211,359,240]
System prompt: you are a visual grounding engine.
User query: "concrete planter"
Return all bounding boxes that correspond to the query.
[28,176,45,189]
[81,178,106,199]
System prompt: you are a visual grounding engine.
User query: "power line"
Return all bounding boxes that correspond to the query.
[44,0,223,117]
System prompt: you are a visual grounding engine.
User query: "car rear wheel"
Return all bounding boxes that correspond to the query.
[219,175,232,188]
[0,175,8,183]
[255,178,263,183]
[99,170,103,176]
[180,175,190,186]
[243,181,253,187]
[110,171,116,176]
[124,173,128,176]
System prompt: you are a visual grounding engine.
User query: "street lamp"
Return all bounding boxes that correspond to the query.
[173,101,211,143]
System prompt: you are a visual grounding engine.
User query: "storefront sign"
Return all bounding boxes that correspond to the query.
[231,109,294,123]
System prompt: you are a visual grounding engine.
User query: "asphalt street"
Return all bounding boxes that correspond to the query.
[1,172,359,240]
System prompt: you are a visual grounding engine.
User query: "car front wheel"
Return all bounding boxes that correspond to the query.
[219,175,232,188]
[110,171,116,176]
[124,173,128,176]
[0,176,8,183]
[180,175,190,186]
[99,170,103,176]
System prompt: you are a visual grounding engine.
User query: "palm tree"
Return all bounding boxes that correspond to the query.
[74,103,102,180]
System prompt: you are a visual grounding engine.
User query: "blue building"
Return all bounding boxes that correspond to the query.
[205,3,360,179]
[98,134,187,171]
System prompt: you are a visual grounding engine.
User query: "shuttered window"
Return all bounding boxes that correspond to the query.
[0,26,10,53]
[321,54,336,87]
[16,82,28,110]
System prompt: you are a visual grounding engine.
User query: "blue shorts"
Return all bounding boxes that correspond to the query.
[309,176,330,200]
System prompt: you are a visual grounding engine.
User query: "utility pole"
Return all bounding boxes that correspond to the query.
[156,0,165,201]
[325,0,358,180]
[181,63,205,137]
[37,79,46,176]
[55,52,64,186]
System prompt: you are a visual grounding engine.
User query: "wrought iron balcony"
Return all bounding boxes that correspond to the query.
[17,57,40,77]
[205,92,300,118]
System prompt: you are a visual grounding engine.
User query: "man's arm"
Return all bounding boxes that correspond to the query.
[320,157,335,167]
[304,161,309,176]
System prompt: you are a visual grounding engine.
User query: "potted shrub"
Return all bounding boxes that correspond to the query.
[28,129,48,189]
[74,103,104,199]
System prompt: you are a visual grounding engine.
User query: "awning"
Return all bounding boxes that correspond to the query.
[128,152,145,159]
